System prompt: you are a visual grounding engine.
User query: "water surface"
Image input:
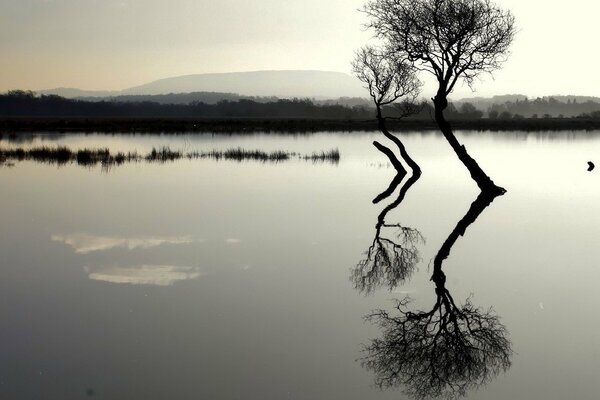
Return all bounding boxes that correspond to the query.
[1,131,599,399]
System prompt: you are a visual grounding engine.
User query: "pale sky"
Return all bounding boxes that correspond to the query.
[1,0,598,98]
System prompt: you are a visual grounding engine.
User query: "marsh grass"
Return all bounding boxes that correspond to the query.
[146,147,182,162]
[304,149,340,162]
[0,146,340,168]
[187,148,293,162]
[0,146,141,167]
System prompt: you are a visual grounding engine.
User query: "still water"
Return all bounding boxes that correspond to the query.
[1,131,599,399]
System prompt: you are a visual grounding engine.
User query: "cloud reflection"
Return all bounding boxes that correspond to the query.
[52,233,197,254]
[85,265,202,286]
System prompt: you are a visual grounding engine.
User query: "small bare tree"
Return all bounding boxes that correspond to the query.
[363,0,515,193]
[352,45,422,174]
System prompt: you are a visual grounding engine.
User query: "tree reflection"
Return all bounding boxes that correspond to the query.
[361,190,512,399]
[353,170,423,294]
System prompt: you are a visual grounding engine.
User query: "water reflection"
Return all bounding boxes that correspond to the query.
[52,233,197,254]
[85,265,202,286]
[353,171,424,294]
[52,233,203,286]
[359,179,513,398]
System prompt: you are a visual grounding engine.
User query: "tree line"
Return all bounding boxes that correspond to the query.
[486,97,600,119]
[4,90,600,121]
[0,90,368,119]
[0,90,490,120]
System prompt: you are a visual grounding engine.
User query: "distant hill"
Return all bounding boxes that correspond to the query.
[121,70,367,98]
[39,70,368,100]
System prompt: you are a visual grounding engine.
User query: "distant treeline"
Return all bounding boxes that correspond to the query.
[0,90,374,119]
[486,97,600,118]
[75,92,372,108]
[77,91,280,105]
[3,91,600,131]
[0,90,498,120]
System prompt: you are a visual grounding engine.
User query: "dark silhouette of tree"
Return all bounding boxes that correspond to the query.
[353,170,424,294]
[361,189,512,399]
[0,92,375,119]
[458,102,483,119]
[363,0,515,193]
[352,46,422,175]
[487,109,499,119]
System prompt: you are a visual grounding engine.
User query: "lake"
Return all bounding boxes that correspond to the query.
[1,130,599,400]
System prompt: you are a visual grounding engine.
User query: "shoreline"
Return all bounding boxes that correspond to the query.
[3,117,600,134]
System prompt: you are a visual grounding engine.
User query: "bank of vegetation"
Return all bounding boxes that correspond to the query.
[3,91,600,133]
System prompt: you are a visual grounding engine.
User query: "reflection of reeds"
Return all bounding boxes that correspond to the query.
[0,146,340,167]
[304,149,340,162]
[187,148,291,162]
[0,146,140,166]
[146,147,182,162]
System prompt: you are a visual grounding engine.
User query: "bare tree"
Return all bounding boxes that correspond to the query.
[362,0,515,193]
[352,45,422,174]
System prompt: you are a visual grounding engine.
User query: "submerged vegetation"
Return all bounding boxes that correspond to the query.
[0,146,340,168]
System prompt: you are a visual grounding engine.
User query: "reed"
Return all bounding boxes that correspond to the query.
[0,146,341,167]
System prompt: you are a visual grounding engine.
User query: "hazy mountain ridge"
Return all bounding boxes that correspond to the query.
[40,70,367,100]
[121,70,367,98]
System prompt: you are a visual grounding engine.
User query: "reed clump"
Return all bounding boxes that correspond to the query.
[0,145,340,168]
[304,149,340,162]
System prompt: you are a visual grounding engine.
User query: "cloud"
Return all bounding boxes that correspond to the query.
[86,265,202,286]
[52,233,197,254]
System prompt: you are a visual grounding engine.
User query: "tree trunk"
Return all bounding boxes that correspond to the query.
[376,111,421,175]
[373,141,407,175]
[433,92,505,194]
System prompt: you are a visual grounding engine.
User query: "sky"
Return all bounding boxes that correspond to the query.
[0,0,598,98]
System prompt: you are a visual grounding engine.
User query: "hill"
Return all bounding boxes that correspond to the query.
[120,70,367,98]
[40,70,367,100]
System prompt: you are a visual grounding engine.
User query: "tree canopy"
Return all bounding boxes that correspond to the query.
[352,45,421,109]
[363,0,515,96]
